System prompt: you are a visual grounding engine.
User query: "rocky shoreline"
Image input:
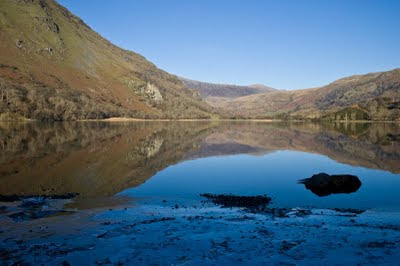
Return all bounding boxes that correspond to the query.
[1,194,400,265]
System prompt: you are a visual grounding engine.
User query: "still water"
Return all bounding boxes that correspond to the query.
[0,121,399,210]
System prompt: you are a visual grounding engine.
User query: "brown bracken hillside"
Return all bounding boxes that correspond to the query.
[204,69,400,120]
[0,0,216,121]
[1,0,399,121]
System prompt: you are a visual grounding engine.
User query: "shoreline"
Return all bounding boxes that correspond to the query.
[1,196,399,264]
[80,117,400,123]
[2,117,399,123]
[97,117,281,122]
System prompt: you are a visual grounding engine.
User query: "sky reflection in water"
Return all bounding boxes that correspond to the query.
[0,121,399,210]
[123,150,400,209]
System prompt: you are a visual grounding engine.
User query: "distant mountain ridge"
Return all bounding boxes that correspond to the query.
[179,77,275,99]
[201,68,400,120]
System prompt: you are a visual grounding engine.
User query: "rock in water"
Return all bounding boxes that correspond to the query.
[298,173,362,197]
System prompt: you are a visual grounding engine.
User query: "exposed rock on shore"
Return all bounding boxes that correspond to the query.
[200,193,272,208]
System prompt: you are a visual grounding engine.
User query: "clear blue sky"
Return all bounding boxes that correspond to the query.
[58,0,400,89]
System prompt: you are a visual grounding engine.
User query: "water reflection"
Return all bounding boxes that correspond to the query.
[0,121,214,197]
[0,121,399,204]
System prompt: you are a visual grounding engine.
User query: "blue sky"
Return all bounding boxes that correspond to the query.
[58,0,400,90]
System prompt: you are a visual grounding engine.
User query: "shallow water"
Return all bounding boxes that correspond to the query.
[0,121,399,209]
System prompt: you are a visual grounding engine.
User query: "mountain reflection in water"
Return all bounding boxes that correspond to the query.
[0,121,399,205]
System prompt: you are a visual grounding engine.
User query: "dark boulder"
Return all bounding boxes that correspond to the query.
[298,173,362,197]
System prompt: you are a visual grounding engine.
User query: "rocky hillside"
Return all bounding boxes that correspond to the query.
[208,69,400,120]
[0,0,398,121]
[0,0,215,121]
[179,77,275,99]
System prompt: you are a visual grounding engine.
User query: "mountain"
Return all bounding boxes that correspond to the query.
[0,0,215,121]
[207,68,400,120]
[248,84,275,91]
[1,1,398,121]
[179,77,275,99]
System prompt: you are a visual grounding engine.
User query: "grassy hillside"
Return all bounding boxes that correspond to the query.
[0,0,216,120]
[207,69,400,120]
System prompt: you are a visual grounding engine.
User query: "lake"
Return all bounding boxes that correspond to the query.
[1,121,399,209]
[1,121,400,264]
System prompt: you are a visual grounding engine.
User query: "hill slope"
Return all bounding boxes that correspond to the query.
[179,77,275,99]
[208,69,400,120]
[0,0,215,120]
